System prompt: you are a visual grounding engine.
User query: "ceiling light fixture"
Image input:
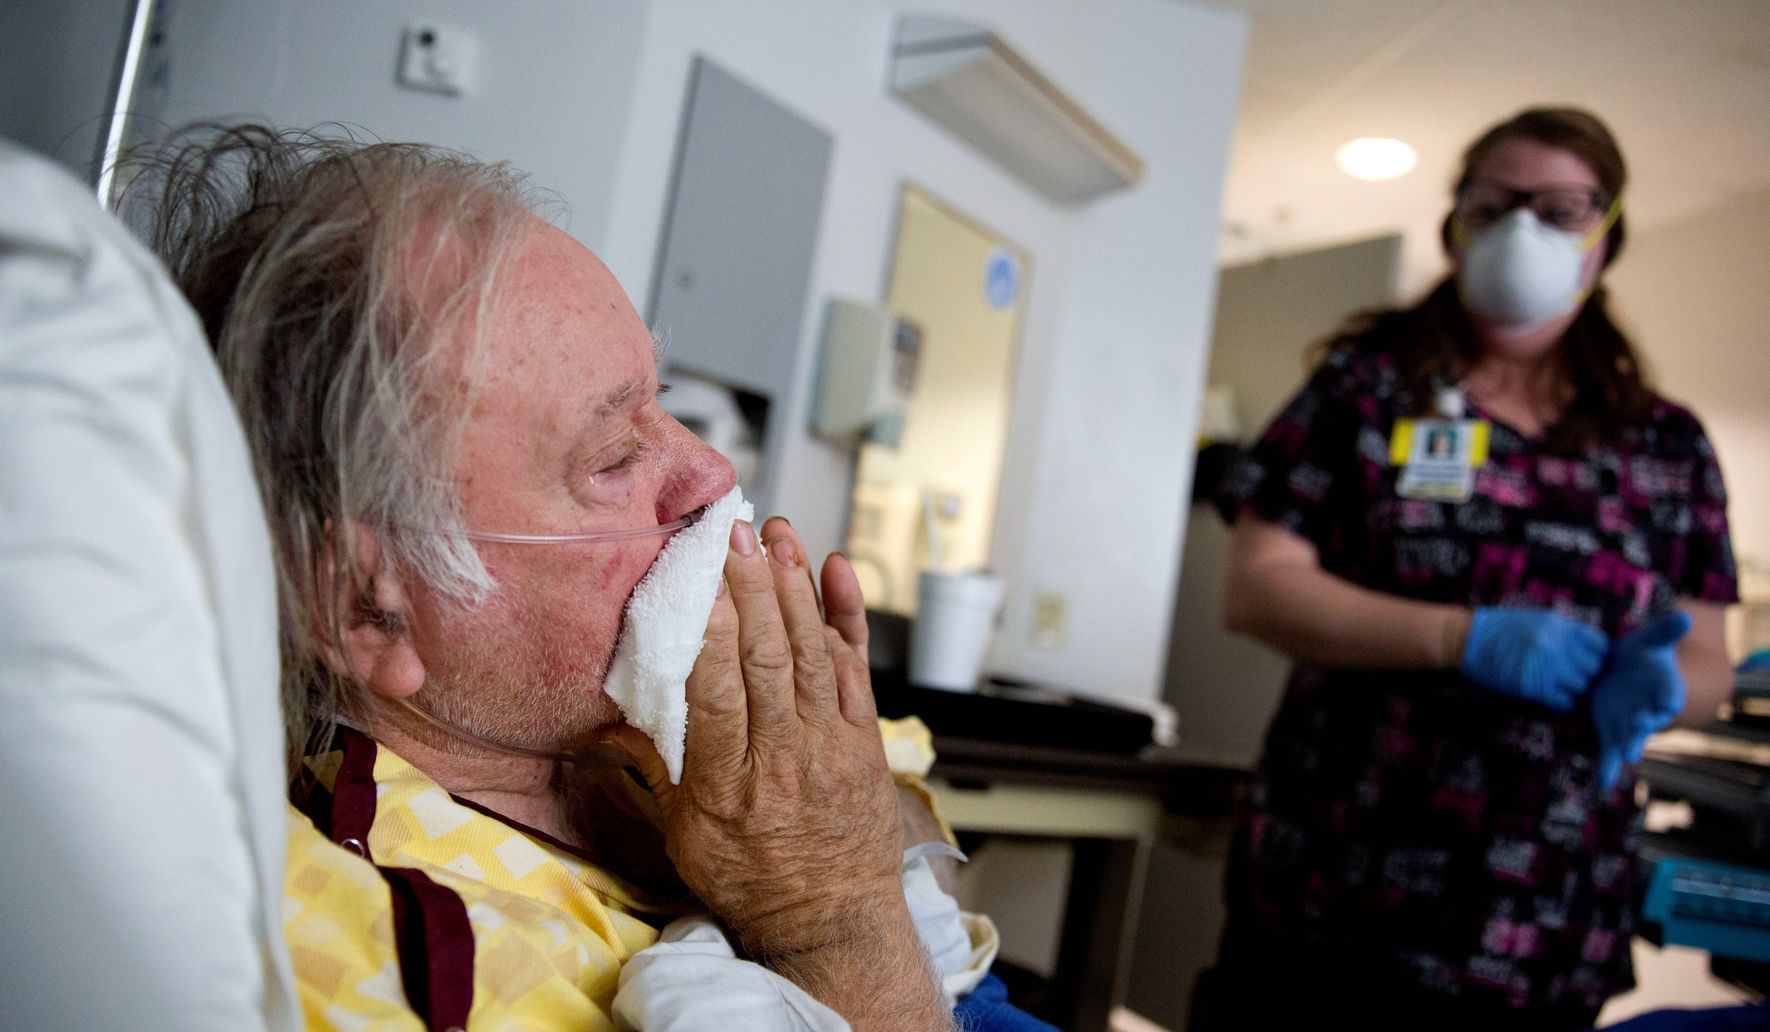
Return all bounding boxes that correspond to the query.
[1335,137,1417,182]
[890,16,1144,205]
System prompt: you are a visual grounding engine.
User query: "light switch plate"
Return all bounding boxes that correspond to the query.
[1031,591,1067,650]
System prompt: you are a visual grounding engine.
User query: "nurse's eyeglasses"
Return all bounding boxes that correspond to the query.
[1454,179,1613,233]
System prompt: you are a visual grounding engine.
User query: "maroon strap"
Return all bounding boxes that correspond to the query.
[380,866,476,1031]
[303,728,476,1028]
[328,727,380,850]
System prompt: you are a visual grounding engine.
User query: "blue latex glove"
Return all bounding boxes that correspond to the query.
[1459,607,1607,711]
[1592,610,1692,790]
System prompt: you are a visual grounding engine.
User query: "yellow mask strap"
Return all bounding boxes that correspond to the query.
[1570,194,1624,305]
[1449,215,1472,249]
[1580,193,1624,251]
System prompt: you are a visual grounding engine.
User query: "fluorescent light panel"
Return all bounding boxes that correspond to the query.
[892,17,1144,206]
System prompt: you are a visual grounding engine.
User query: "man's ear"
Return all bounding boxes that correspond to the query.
[313,522,426,701]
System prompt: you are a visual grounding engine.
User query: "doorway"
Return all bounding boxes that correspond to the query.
[845,184,1031,614]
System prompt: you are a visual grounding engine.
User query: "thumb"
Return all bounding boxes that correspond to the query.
[1622,611,1692,652]
[596,724,673,794]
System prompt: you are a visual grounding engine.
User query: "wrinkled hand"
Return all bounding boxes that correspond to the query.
[1593,611,1691,791]
[605,516,903,961]
[1459,606,1607,711]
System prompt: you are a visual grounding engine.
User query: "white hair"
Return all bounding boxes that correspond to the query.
[125,124,544,765]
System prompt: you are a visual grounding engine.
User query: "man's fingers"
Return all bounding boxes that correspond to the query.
[597,724,673,795]
[758,517,838,720]
[826,625,879,726]
[683,579,747,773]
[820,552,870,655]
[819,553,876,727]
[724,519,798,736]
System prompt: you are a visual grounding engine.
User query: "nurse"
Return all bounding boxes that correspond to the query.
[1198,108,1739,1029]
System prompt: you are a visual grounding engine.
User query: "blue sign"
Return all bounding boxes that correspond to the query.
[984,249,1019,310]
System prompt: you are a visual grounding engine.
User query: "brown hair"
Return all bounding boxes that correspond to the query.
[1325,107,1654,451]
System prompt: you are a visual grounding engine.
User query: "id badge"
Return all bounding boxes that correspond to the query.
[1390,418,1489,503]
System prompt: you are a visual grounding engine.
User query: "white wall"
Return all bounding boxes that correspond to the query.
[998,1,1246,703]
[1608,188,1770,580]
[139,0,1248,707]
[150,0,649,254]
[602,0,1248,705]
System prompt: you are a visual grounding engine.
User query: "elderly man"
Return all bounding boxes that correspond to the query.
[129,126,988,1030]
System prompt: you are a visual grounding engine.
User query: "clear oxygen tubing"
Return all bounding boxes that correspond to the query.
[451,514,695,545]
[389,508,707,761]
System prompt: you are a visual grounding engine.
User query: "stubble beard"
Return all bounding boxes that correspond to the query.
[418,590,626,755]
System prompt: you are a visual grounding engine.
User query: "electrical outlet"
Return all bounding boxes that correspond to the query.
[398,23,477,96]
[1031,591,1066,650]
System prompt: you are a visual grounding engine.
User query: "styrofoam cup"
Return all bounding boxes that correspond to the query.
[909,571,1003,692]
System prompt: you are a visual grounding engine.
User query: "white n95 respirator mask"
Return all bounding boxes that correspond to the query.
[1457,208,1602,330]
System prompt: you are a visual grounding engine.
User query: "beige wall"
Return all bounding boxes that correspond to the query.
[1167,233,1401,766]
[1130,233,1403,1027]
[1608,188,1770,650]
[1206,233,1402,434]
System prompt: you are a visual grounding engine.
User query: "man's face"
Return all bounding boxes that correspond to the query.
[407,222,736,752]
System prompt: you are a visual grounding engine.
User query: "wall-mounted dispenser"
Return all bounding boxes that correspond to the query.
[812,298,922,445]
[648,58,834,513]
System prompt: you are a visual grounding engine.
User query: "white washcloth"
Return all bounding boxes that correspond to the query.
[604,486,752,784]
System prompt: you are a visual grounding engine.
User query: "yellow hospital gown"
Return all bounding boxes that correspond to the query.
[283,728,687,1031]
[282,720,983,1030]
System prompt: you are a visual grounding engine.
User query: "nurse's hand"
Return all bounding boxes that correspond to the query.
[1592,611,1692,791]
[1458,607,1607,712]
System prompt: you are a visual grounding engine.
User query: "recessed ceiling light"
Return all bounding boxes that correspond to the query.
[1336,137,1418,182]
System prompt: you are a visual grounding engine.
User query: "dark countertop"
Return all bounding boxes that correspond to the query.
[870,666,1248,818]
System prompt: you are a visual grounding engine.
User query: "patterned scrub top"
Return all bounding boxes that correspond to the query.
[1216,348,1739,1009]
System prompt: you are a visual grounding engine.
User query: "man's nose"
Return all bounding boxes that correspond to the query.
[655,416,738,523]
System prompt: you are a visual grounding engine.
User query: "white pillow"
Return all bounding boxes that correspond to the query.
[0,139,297,1031]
